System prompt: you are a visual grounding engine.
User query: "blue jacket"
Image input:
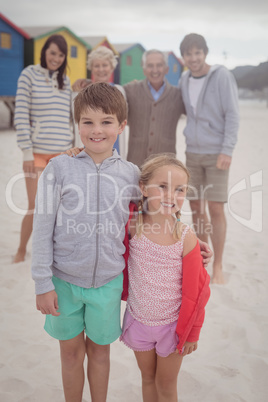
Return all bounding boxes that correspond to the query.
[179,65,239,156]
[31,150,140,294]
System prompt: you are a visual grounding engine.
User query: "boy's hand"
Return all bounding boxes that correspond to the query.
[61,147,84,157]
[36,290,60,316]
[176,341,198,356]
[199,240,213,267]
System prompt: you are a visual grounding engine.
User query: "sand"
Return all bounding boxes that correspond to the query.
[0,99,267,401]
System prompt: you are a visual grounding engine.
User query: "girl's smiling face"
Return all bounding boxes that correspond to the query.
[140,165,188,216]
[45,43,65,71]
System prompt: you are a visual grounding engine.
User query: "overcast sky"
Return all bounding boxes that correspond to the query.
[2,0,268,69]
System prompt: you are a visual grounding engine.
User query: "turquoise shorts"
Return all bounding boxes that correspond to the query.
[44,274,123,345]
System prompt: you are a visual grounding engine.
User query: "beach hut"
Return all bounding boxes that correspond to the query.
[0,13,30,125]
[113,43,145,85]
[22,26,90,85]
[164,51,184,86]
[0,13,30,96]
[81,36,118,82]
[81,36,117,53]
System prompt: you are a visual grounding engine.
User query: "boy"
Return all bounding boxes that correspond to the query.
[178,33,239,284]
[31,82,140,402]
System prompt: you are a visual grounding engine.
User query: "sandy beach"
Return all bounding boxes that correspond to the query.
[0,99,267,401]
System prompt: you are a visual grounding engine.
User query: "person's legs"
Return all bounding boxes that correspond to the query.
[208,201,226,284]
[13,167,43,263]
[83,275,123,401]
[155,352,183,402]
[134,349,158,402]
[59,331,86,402]
[186,152,211,242]
[86,337,110,402]
[189,199,210,243]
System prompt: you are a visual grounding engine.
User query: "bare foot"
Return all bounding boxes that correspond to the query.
[211,265,225,284]
[13,250,26,263]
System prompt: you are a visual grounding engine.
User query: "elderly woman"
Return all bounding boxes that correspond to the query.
[72,46,127,157]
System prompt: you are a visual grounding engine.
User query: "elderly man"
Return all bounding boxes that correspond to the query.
[124,50,184,166]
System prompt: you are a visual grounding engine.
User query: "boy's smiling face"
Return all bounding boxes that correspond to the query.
[78,108,127,163]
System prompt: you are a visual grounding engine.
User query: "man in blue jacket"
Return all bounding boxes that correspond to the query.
[179,33,239,284]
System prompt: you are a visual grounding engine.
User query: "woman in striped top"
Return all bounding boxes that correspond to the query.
[13,34,73,263]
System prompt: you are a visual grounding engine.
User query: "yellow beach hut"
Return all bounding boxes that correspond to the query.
[23,26,91,85]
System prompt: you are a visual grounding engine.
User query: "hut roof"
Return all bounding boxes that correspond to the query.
[113,43,145,53]
[81,36,118,54]
[22,25,91,49]
[0,13,30,39]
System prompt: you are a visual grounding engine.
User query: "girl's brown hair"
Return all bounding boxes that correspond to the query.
[137,153,190,240]
[40,34,68,90]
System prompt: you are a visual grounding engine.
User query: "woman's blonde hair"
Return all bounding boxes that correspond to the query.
[87,46,118,71]
[137,153,190,240]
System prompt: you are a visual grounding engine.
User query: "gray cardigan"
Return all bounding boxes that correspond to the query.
[124,79,184,166]
[179,65,239,156]
[31,150,140,295]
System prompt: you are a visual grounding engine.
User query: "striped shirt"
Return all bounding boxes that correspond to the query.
[14,64,73,161]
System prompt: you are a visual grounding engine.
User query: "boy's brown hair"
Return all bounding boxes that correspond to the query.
[180,33,209,56]
[74,82,127,123]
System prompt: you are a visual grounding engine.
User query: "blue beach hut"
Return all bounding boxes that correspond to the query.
[164,51,184,86]
[0,13,30,96]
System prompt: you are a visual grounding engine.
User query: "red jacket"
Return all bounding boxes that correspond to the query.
[175,241,210,352]
[122,203,211,352]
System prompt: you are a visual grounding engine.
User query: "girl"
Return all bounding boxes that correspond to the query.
[120,153,211,402]
[13,34,73,263]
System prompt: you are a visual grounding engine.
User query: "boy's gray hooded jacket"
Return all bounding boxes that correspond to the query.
[179,65,239,156]
[31,151,140,295]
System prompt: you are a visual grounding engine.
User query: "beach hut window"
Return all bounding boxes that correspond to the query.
[0,32,11,49]
[71,46,78,58]
[126,56,132,66]
[173,64,178,73]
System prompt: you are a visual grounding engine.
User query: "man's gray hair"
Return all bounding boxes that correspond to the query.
[142,49,168,68]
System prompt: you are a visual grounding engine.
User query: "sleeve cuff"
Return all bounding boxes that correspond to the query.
[220,147,234,157]
[35,279,55,295]
[22,148,34,161]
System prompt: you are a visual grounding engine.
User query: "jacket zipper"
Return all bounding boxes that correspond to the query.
[91,162,103,287]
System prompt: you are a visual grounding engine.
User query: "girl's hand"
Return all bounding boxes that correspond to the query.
[177,341,198,356]
[36,290,60,316]
[199,239,213,267]
[23,160,35,174]
[61,147,84,157]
